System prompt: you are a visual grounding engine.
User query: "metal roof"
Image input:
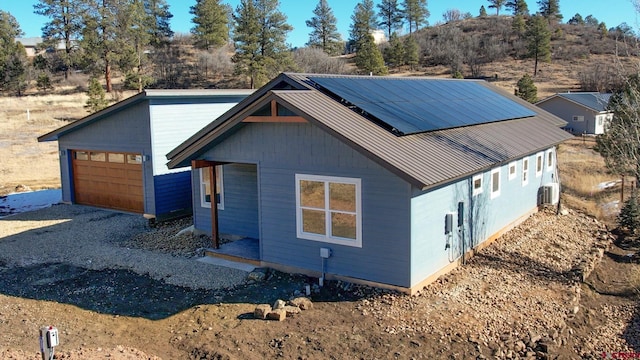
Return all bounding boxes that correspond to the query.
[537,92,612,112]
[38,89,254,142]
[167,73,572,190]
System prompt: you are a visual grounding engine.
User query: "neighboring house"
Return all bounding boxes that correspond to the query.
[536,92,613,135]
[38,89,253,219]
[167,73,572,294]
[15,37,66,57]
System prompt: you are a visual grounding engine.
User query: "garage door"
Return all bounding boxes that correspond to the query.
[72,150,144,213]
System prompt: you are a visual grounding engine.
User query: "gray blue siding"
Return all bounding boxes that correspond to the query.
[537,97,602,134]
[195,122,413,287]
[154,171,192,216]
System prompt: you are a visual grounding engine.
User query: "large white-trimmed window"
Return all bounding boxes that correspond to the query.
[535,152,544,177]
[546,149,554,171]
[522,158,529,186]
[295,174,362,247]
[200,166,224,210]
[508,161,517,181]
[490,168,501,199]
[472,174,483,196]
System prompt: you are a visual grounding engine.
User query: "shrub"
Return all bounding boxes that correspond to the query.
[618,190,640,234]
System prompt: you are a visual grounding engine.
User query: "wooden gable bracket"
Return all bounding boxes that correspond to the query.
[191,159,221,249]
[243,99,307,123]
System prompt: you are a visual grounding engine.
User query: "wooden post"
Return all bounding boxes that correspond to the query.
[621,175,625,204]
[209,165,220,249]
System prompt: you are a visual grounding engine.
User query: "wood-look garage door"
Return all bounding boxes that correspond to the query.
[72,150,144,213]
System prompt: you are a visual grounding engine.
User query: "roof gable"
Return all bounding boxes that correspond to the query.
[537,92,612,113]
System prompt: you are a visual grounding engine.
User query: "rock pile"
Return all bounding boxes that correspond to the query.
[254,297,313,322]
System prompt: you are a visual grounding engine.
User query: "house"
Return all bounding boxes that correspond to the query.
[38,89,253,219]
[166,73,572,294]
[536,92,613,135]
[15,37,66,57]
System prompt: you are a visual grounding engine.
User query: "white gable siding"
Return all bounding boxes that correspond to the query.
[150,103,239,175]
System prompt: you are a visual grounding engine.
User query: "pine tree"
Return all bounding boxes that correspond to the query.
[355,34,387,75]
[34,0,83,79]
[85,77,109,113]
[505,0,529,16]
[0,10,26,95]
[306,0,343,56]
[512,14,526,36]
[403,35,419,70]
[383,32,405,67]
[525,14,550,76]
[403,0,429,35]
[232,0,293,89]
[567,13,584,25]
[377,0,404,39]
[144,0,174,47]
[619,190,640,234]
[487,0,506,15]
[3,43,28,96]
[190,0,230,50]
[479,5,488,17]
[349,0,377,47]
[537,0,561,23]
[515,74,537,102]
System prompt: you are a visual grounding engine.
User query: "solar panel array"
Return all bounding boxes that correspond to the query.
[308,76,536,135]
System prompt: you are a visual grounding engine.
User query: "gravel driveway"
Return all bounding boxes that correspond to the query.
[0,204,251,319]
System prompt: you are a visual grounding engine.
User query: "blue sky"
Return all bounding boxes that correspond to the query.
[3,0,638,48]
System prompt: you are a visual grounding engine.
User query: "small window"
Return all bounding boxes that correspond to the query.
[472,174,483,196]
[296,174,361,247]
[522,158,529,186]
[108,153,125,163]
[490,168,500,199]
[597,117,603,126]
[200,166,224,210]
[90,152,106,162]
[508,162,517,180]
[536,152,543,177]
[546,150,554,171]
[572,115,584,122]
[127,154,142,164]
[75,151,89,160]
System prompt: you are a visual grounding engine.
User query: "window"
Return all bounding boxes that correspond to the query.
[572,115,584,122]
[508,162,517,180]
[75,151,89,160]
[546,150,554,171]
[597,116,603,126]
[127,154,142,164]
[490,168,501,199]
[535,152,543,177]
[472,174,483,196]
[90,152,106,162]
[522,158,529,186]
[200,166,224,210]
[108,153,124,163]
[295,174,362,247]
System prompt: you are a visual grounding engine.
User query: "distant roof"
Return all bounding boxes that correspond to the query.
[167,73,572,190]
[38,89,254,142]
[537,92,612,112]
[15,37,43,47]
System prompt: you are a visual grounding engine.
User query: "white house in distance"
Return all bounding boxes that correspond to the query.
[536,92,613,135]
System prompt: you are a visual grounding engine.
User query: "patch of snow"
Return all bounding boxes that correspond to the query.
[0,189,62,218]
[600,200,620,216]
[596,180,621,190]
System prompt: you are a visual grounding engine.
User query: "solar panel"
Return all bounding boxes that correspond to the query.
[308,76,536,135]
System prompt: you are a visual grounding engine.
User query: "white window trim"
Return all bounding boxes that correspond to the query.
[535,152,544,178]
[490,168,501,199]
[546,149,554,172]
[508,161,517,181]
[522,158,529,187]
[572,115,584,122]
[472,174,483,196]
[200,166,224,210]
[295,174,362,248]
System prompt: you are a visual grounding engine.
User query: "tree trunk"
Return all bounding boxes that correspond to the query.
[105,60,112,93]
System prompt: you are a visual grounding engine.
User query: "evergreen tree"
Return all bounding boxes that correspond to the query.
[525,14,551,76]
[584,15,599,27]
[377,0,404,39]
[349,0,377,47]
[515,74,537,102]
[34,0,83,79]
[144,0,174,47]
[487,0,506,15]
[403,0,429,35]
[190,0,230,49]
[306,0,343,56]
[383,32,405,67]
[537,0,562,22]
[505,0,529,16]
[3,43,28,96]
[355,34,387,75]
[0,10,26,95]
[403,34,419,70]
[479,5,488,17]
[512,14,526,36]
[598,22,608,37]
[618,190,640,234]
[85,77,109,113]
[567,13,584,25]
[232,0,293,89]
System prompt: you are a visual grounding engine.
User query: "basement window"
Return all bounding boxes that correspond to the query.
[472,174,483,196]
[200,166,224,210]
[490,168,501,199]
[296,174,362,247]
[522,158,529,186]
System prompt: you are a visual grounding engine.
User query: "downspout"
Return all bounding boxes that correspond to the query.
[466,177,474,265]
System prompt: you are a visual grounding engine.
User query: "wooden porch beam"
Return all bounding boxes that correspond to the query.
[209,165,220,249]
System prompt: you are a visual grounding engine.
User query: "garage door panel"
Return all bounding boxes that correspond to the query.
[72,150,144,213]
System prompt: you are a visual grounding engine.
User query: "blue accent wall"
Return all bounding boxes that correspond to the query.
[154,171,192,216]
[195,122,413,287]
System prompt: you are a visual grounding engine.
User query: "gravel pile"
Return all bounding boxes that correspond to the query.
[0,204,249,291]
[123,217,211,258]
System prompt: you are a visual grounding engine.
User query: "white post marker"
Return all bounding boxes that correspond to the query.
[39,326,59,360]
